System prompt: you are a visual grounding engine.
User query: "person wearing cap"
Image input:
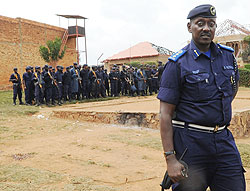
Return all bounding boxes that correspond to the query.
[120,65,128,96]
[136,64,147,96]
[96,65,106,98]
[88,65,99,98]
[158,4,245,191]
[9,68,24,105]
[70,63,80,100]
[43,65,53,106]
[151,65,158,94]
[55,66,64,105]
[157,61,164,88]
[51,67,58,105]
[145,64,153,95]
[103,69,110,97]
[63,66,72,102]
[80,64,90,99]
[109,67,119,97]
[32,66,44,106]
[22,66,34,105]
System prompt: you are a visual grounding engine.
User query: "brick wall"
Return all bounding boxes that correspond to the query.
[0,16,77,90]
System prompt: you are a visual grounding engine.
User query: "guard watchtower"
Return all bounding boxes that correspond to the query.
[56,14,88,65]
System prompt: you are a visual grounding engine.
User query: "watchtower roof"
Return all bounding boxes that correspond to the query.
[56,14,87,19]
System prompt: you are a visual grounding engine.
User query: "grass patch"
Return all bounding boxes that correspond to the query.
[0,164,117,191]
[0,90,118,116]
[64,176,117,191]
[0,164,63,190]
[0,126,9,133]
[107,130,162,151]
[0,91,39,116]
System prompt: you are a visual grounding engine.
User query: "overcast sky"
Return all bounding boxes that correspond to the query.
[1,0,249,65]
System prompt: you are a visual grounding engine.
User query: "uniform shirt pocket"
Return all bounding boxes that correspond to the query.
[184,72,211,101]
[221,66,234,96]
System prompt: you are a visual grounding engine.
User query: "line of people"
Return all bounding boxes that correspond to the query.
[9,62,164,106]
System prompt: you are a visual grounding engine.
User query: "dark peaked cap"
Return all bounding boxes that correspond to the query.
[187,4,216,19]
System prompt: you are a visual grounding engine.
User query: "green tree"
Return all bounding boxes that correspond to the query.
[39,37,66,66]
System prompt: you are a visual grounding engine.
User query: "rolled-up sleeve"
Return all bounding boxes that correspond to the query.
[157,61,181,105]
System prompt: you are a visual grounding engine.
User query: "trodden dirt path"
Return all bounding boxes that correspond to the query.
[0,88,249,190]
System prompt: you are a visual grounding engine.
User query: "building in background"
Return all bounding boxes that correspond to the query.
[214,19,250,60]
[0,15,79,90]
[103,41,174,71]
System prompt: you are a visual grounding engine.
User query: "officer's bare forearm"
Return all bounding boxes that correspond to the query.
[160,101,176,153]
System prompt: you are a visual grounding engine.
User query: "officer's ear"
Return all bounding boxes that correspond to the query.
[187,22,192,33]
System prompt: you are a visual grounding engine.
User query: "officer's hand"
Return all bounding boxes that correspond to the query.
[166,155,186,183]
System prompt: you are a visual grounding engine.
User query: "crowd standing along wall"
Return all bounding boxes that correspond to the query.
[0,15,77,90]
[104,55,170,72]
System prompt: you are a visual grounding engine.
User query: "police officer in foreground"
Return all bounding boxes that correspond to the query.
[9,68,23,105]
[158,4,245,191]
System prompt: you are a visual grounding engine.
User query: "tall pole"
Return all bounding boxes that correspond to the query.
[97,53,104,66]
[84,19,88,65]
[76,19,79,64]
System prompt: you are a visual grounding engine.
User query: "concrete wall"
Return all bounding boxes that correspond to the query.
[53,109,250,139]
[0,15,77,90]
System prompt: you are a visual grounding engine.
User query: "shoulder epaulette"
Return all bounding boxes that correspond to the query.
[168,49,187,62]
[217,43,234,52]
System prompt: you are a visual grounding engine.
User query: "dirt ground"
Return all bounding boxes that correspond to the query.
[0,88,250,191]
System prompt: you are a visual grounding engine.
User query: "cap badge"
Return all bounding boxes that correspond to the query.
[210,6,216,16]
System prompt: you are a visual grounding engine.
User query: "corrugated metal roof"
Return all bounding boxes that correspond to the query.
[104,42,173,62]
[56,14,88,19]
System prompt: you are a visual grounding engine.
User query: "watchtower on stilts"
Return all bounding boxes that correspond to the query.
[56,14,88,65]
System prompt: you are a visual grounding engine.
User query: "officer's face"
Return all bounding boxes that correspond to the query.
[188,17,216,47]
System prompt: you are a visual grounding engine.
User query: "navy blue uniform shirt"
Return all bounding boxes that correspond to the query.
[157,40,239,127]
[55,71,63,83]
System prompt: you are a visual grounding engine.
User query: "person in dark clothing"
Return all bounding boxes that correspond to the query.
[43,65,53,106]
[32,66,44,106]
[157,61,164,88]
[55,66,64,105]
[63,66,72,102]
[116,67,121,96]
[96,65,106,98]
[109,67,119,97]
[120,65,128,96]
[145,64,153,95]
[88,66,99,98]
[136,65,147,96]
[80,64,89,99]
[9,68,23,105]
[103,69,110,96]
[51,67,57,105]
[151,65,158,94]
[23,66,34,105]
[70,63,80,100]
[158,4,245,191]
[133,67,139,96]
[77,65,82,100]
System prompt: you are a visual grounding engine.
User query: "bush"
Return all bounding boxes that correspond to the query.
[125,62,141,68]
[125,61,162,68]
[245,64,250,70]
[239,68,250,87]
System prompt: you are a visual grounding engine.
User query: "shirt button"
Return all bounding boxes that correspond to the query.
[218,86,221,90]
[214,72,217,76]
